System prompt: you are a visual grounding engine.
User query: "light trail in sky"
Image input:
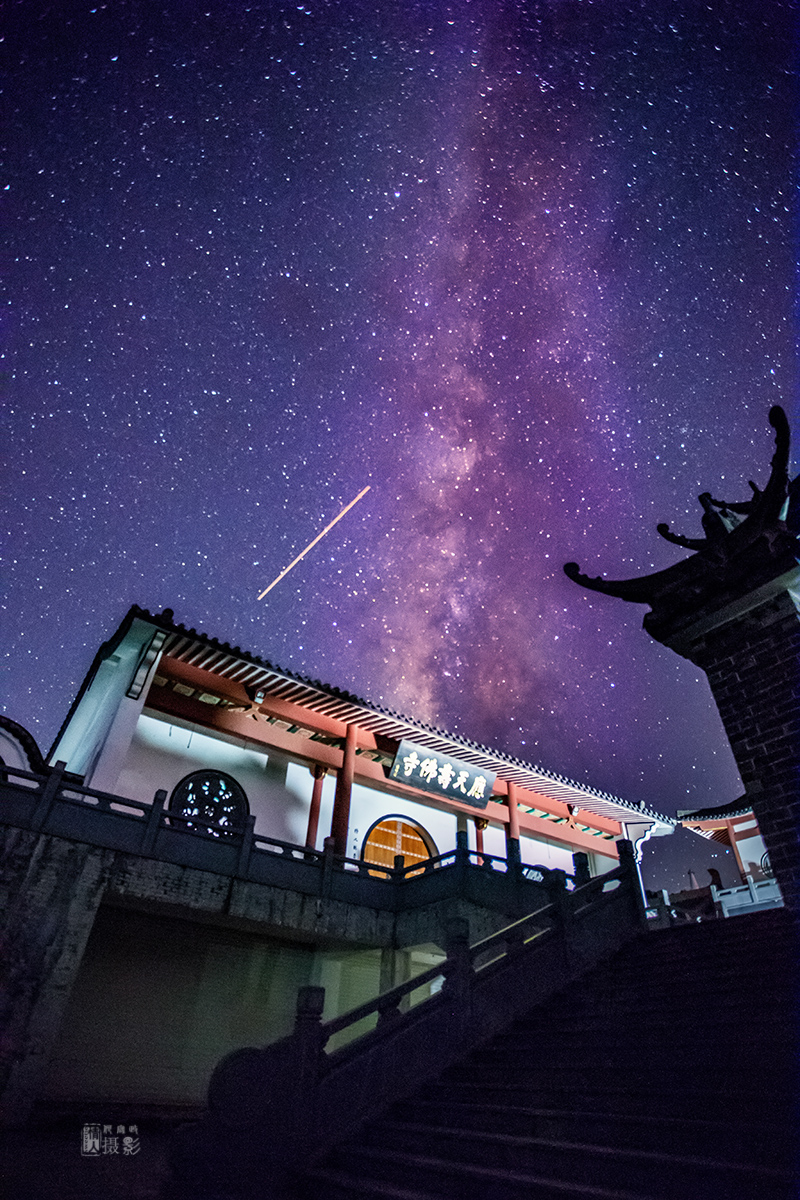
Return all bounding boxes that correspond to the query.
[257,486,371,601]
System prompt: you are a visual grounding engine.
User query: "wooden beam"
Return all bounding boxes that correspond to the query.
[153,657,353,740]
[145,665,620,857]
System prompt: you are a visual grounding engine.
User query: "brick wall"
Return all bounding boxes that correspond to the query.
[685,590,800,909]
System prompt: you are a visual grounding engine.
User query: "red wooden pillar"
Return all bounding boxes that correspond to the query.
[474,817,488,860]
[726,818,748,882]
[330,724,356,857]
[305,764,326,850]
[505,781,521,866]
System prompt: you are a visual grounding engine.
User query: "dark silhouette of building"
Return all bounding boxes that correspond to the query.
[565,406,800,910]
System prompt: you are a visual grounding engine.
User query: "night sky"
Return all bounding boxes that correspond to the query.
[5,1,797,892]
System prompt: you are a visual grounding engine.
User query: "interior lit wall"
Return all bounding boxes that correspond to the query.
[113,713,593,872]
[42,906,316,1105]
[41,906,436,1106]
[115,713,310,844]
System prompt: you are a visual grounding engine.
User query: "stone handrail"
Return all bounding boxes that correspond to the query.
[711,876,784,917]
[0,762,565,915]
[320,881,567,1043]
[175,841,645,1196]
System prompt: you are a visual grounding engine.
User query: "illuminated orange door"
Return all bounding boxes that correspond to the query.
[362,818,434,875]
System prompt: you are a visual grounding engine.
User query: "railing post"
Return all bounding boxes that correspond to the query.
[446,829,468,896]
[442,916,471,1038]
[572,851,591,887]
[237,814,256,877]
[455,827,469,874]
[506,837,522,870]
[547,868,572,967]
[290,985,325,1156]
[30,760,67,831]
[506,832,524,913]
[141,789,167,854]
[294,984,326,1059]
[321,835,335,899]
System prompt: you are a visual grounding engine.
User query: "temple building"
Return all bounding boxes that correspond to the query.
[44,605,673,873]
[0,606,674,1121]
[4,414,795,1195]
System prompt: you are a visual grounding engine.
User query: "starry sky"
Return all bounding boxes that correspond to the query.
[5,0,797,891]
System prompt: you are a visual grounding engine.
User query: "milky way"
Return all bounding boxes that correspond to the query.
[5,1,796,889]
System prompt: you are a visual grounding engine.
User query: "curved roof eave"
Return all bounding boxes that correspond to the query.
[125,605,677,833]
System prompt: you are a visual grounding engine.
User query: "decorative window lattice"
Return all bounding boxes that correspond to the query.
[169,770,248,838]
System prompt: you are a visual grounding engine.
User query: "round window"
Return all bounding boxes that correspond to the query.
[169,770,248,838]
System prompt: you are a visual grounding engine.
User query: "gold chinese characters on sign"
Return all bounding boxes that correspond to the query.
[390,740,495,810]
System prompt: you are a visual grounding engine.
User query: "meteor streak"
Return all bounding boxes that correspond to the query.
[257,486,371,600]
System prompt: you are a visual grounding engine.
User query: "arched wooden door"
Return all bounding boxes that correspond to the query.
[362,817,436,875]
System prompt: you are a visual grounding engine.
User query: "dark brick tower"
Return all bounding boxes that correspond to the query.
[565,407,800,910]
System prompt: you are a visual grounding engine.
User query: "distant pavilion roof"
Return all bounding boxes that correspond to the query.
[677,795,756,823]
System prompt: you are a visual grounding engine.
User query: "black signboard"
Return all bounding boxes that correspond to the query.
[389,740,495,810]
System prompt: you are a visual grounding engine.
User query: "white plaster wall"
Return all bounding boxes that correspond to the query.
[115,717,462,853]
[461,813,586,874]
[735,833,767,875]
[116,715,309,844]
[591,851,620,876]
[518,833,575,874]
[50,618,159,786]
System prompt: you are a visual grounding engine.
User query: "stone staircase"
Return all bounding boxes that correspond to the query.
[296,909,798,1199]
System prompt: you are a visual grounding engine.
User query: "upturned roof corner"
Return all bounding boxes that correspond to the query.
[564,406,799,646]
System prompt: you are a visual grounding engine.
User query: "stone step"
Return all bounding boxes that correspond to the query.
[605,935,792,953]
[295,912,798,1199]
[423,1078,790,1120]
[493,1026,795,1052]
[647,911,792,937]
[445,1053,796,1086]
[389,1099,790,1166]
[299,1159,654,1200]
[356,1119,795,1200]
[513,1005,796,1035]
[492,1018,792,1043]
[296,1169,442,1200]
[544,978,795,1003]
[315,1140,795,1200]
[472,1042,789,1071]
[520,978,795,1006]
